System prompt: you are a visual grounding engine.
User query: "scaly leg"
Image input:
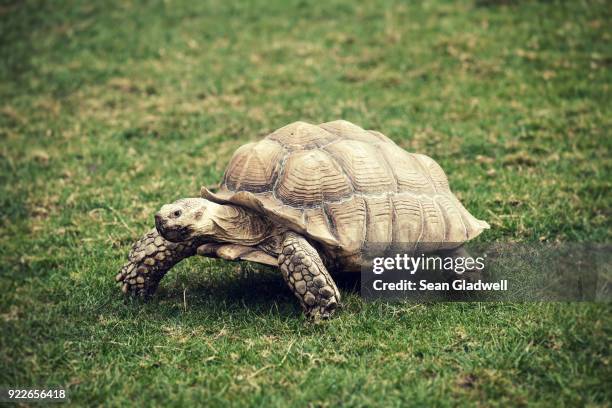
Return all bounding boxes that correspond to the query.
[438,245,483,284]
[279,232,341,319]
[116,228,198,297]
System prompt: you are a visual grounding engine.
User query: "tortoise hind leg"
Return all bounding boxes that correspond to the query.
[116,228,198,297]
[438,245,483,284]
[279,232,341,320]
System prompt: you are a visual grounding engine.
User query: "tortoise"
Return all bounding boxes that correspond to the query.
[116,120,489,318]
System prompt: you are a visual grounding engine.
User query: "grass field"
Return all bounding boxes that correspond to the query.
[1,0,611,406]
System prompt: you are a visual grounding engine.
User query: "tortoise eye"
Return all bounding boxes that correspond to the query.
[173,210,182,218]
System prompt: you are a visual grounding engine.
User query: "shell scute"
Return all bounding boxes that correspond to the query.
[324,195,367,253]
[377,142,435,194]
[418,196,446,245]
[324,140,396,193]
[414,153,451,193]
[391,194,423,246]
[320,120,384,144]
[275,149,352,207]
[435,195,468,242]
[224,140,284,193]
[364,195,393,245]
[303,208,338,246]
[268,121,339,150]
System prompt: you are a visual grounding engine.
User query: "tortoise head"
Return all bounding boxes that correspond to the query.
[156,196,272,245]
[155,198,212,242]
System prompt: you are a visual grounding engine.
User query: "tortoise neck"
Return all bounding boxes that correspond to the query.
[209,203,272,246]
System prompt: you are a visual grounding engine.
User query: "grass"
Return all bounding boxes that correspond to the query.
[1,0,611,406]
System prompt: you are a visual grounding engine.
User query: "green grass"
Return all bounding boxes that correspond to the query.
[1,0,611,406]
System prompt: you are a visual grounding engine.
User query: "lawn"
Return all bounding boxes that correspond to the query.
[1,0,610,406]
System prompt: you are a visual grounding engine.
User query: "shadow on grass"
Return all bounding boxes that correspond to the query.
[120,263,364,320]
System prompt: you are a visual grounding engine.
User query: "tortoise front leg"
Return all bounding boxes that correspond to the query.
[116,228,198,297]
[279,232,341,319]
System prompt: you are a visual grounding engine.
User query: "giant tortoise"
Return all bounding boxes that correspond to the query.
[116,120,489,318]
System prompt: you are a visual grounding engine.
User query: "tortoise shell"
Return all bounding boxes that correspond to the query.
[202,120,489,266]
